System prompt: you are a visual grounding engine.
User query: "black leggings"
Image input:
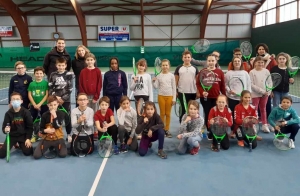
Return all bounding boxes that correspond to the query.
[178,92,196,123]
[98,124,118,145]
[212,134,230,150]
[275,124,299,141]
[200,97,217,129]
[236,126,257,149]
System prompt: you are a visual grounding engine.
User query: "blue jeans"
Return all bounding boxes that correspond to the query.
[177,134,202,154]
[272,91,289,108]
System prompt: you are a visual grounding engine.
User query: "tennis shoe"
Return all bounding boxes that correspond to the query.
[238,140,244,147]
[262,124,270,133]
[289,139,295,149]
[120,144,128,153]
[114,145,120,155]
[190,145,200,155]
[165,131,172,138]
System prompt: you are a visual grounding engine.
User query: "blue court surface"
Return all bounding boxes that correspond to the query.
[0,102,300,196]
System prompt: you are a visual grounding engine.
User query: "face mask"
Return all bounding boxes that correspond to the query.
[11,100,21,109]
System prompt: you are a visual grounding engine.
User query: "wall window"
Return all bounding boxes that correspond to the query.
[255,0,299,27]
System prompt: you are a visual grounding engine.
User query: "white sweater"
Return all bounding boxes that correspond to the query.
[225,70,251,101]
[152,72,176,102]
[117,106,137,138]
[71,107,95,135]
[129,73,153,101]
[249,68,270,98]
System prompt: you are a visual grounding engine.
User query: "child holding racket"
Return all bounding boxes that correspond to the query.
[117,96,138,153]
[196,54,225,139]
[208,95,232,151]
[177,100,204,155]
[249,56,271,133]
[271,53,294,108]
[0,92,33,158]
[103,57,128,112]
[70,93,95,156]
[129,58,153,112]
[94,96,119,155]
[33,95,68,159]
[79,53,102,140]
[48,57,73,140]
[225,57,251,137]
[234,90,261,148]
[174,49,199,123]
[268,96,300,149]
[135,101,167,159]
[152,59,176,138]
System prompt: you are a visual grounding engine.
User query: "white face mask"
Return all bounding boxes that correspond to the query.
[11,100,21,109]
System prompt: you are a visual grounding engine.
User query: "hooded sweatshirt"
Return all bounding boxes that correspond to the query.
[2,107,33,140]
[268,104,300,127]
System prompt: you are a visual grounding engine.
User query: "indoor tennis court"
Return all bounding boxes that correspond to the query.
[1,0,300,196]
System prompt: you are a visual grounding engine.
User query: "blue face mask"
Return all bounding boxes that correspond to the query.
[11,100,22,109]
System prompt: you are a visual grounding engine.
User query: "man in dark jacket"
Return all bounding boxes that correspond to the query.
[43,38,71,79]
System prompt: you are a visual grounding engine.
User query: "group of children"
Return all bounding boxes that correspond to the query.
[1,43,300,160]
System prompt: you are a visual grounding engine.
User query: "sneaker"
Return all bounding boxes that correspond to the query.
[120,144,128,153]
[137,134,142,140]
[289,139,295,149]
[157,149,167,159]
[238,140,244,147]
[207,132,213,140]
[190,145,200,155]
[270,126,275,132]
[114,145,120,155]
[93,132,98,141]
[256,135,263,141]
[262,124,270,133]
[165,130,172,138]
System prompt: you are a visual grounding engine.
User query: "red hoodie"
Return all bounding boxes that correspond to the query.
[208,106,233,128]
[79,67,102,101]
[233,103,257,132]
[196,68,225,98]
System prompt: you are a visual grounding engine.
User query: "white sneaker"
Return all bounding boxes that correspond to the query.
[289,139,295,149]
[262,124,270,133]
[270,126,275,132]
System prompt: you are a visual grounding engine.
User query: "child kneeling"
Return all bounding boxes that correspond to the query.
[33,95,68,159]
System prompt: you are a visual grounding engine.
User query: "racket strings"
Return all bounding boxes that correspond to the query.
[229,78,244,94]
[200,71,215,86]
[266,73,282,89]
[240,42,252,56]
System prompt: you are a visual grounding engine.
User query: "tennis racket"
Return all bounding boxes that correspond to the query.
[241,116,259,152]
[174,98,182,117]
[182,93,188,114]
[210,117,228,151]
[41,123,60,159]
[58,105,71,126]
[129,57,137,100]
[6,123,10,163]
[288,56,300,78]
[240,41,252,62]
[228,77,244,97]
[32,113,41,142]
[137,98,145,116]
[98,125,114,158]
[154,57,162,76]
[273,119,291,151]
[191,39,210,53]
[265,73,282,92]
[73,112,93,157]
[199,69,216,101]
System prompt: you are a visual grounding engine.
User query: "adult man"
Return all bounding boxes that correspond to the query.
[43,38,71,78]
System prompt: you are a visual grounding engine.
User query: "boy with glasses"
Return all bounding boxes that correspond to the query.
[8,61,33,109]
[227,48,252,72]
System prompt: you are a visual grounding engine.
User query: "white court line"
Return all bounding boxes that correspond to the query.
[88,144,112,196]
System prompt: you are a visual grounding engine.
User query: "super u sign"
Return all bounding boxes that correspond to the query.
[0,26,13,37]
[98,25,130,42]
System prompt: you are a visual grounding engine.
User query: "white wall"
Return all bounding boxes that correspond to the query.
[0,13,252,47]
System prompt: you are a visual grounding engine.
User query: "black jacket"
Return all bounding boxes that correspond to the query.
[43,47,71,78]
[2,107,33,140]
[8,73,32,103]
[135,113,164,134]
